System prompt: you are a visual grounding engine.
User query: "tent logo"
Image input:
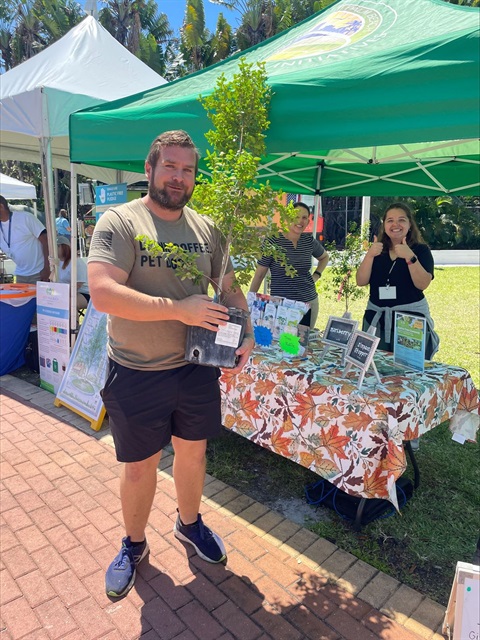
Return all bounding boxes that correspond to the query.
[268,4,396,63]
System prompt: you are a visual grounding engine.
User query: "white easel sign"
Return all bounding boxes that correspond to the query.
[343,330,380,390]
[322,316,358,349]
[320,316,358,364]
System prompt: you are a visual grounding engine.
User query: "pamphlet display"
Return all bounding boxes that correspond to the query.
[247,292,310,356]
[37,281,71,394]
[343,330,381,390]
[54,301,108,431]
[393,312,427,372]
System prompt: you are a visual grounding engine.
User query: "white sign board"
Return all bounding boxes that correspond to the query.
[37,282,70,394]
[443,561,480,640]
[54,301,108,431]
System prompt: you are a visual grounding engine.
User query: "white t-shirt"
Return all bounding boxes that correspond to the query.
[58,257,89,295]
[0,210,46,276]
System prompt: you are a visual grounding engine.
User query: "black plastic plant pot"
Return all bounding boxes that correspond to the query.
[185,307,249,369]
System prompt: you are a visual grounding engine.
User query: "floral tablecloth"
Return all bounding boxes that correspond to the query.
[220,345,479,508]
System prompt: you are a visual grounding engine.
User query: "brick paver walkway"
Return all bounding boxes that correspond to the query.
[0,376,446,640]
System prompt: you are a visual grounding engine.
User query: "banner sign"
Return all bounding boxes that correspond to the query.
[95,183,127,222]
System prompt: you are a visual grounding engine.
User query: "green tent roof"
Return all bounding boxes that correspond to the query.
[70,0,480,196]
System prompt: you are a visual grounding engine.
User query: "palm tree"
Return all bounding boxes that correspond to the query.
[181,0,210,71]
[35,0,84,43]
[99,0,171,70]
[210,13,233,62]
[210,0,331,50]
[0,0,83,71]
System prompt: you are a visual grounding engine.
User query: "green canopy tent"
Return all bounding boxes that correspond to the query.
[70,0,480,199]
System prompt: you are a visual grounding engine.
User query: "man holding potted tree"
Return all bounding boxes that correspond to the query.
[88,130,254,598]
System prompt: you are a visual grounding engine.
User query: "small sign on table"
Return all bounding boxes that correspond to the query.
[343,329,380,390]
[319,315,358,365]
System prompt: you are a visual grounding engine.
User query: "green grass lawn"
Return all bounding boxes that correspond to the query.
[207,267,480,606]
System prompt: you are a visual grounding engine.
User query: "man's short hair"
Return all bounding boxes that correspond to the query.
[0,195,11,211]
[146,130,200,174]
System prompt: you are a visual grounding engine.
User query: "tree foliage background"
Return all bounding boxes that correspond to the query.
[0,0,478,247]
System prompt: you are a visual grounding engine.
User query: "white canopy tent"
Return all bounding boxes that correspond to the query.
[0,173,37,200]
[0,16,166,337]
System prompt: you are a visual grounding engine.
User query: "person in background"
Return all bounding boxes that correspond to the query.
[0,195,50,283]
[56,236,89,309]
[88,130,254,599]
[249,201,329,328]
[356,202,439,358]
[55,208,71,239]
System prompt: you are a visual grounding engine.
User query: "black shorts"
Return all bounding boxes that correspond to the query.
[102,359,222,462]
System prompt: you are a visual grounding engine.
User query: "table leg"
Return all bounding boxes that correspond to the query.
[404,440,420,489]
[353,498,367,531]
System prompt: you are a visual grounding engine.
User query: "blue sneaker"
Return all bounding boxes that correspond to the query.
[174,512,226,563]
[105,536,149,597]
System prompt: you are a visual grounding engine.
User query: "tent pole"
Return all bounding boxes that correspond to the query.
[312,163,323,241]
[40,88,58,282]
[40,136,58,282]
[361,196,371,231]
[70,164,78,347]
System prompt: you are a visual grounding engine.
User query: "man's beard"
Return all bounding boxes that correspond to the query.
[148,183,193,211]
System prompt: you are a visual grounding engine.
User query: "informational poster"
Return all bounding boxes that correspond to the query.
[95,183,127,222]
[36,282,70,394]
[393,312,426,372]
[54,301,108,431]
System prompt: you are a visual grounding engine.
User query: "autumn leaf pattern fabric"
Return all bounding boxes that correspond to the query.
[220,349,479,508]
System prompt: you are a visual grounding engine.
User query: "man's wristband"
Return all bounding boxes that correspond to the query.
[314,270,322,277]
[243,332,254,340]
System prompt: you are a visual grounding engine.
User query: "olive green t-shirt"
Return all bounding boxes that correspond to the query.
[88,199,228,370]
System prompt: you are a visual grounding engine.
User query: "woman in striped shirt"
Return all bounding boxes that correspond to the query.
[249,202,329,329]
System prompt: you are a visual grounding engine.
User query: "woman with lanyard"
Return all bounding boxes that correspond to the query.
[356,202,439,359]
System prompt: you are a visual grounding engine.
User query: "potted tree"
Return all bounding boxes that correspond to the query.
[138,59,297,367]
[323,223,369,317]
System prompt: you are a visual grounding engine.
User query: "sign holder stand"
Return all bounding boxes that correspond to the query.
[342,327,381,391]
[53,396,106,432]
[343,358,381,390]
